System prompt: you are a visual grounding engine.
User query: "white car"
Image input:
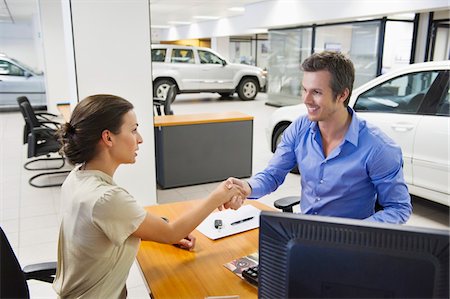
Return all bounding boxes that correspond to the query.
[151,44,266,101]
[0,54,46,108]
[267,61,450,206]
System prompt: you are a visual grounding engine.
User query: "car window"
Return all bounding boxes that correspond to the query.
[198,50,223,64]
[0,60,25,76]
[171,49,194,64]
[354,71,439,114]
[436,82,449,116]
[152,49,166,62]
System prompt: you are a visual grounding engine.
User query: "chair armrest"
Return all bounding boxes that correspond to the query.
[274,196,300,213]
[36,112,58,118]
[23,261,57,283]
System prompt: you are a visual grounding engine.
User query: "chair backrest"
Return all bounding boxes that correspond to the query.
[0,227,30,298]
[164,85,175,115]
[20,100,42,128]
[17,96,31,144]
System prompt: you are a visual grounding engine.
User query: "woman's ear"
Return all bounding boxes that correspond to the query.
[101,130,113,147]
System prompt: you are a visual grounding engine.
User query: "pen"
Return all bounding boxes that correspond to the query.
[230,216,254,226]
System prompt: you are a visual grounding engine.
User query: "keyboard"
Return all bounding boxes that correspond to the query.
[242,265,258,286]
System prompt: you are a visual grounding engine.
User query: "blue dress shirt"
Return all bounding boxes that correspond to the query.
[248,108,412,224]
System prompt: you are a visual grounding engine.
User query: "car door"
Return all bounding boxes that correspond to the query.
[197,49,234,90]
[169,48,199,90]
[0,59,45,107]
[411,71,449,205]
[353,70,441,186]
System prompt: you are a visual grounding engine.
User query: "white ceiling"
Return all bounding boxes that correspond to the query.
[150,0,264,28]
[0,0,265,27]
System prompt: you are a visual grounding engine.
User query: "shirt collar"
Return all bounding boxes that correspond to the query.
[308,107,359,147]
[76,164,116,185]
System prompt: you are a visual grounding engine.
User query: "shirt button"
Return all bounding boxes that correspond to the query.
[316,197,320,201]
[320,179,324,184]
[314,212,318,215]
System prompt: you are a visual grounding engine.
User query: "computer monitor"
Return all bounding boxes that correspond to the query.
[258,211,449,298]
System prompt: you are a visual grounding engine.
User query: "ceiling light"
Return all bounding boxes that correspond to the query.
[193,16,219,20]
[168,21,191,25]
[228,7,245,12]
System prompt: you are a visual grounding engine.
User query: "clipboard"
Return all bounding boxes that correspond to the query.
[196,205,261,240]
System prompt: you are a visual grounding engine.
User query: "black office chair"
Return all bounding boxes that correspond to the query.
[0,227,57,299]
[153,85,175,116]
[274,196,300,212]
[17,96,61,145]
[274,196,383,213]
[20,101,71,187]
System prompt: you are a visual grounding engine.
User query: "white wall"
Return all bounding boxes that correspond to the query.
[155,0,450,41]
[62,0,157,206]
[38,0,71,114]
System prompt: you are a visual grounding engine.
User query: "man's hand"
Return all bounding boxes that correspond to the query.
[218,177,252,211]
[174,233,196,250]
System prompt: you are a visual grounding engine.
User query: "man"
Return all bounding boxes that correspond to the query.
[229,51,412,224]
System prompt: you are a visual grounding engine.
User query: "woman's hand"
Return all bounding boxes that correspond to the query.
[174,233,196,250]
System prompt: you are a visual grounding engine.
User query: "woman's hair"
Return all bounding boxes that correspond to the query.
[58,94,134,165]
[301,51,355,106]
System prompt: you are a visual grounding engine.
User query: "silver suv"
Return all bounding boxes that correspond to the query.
[151,44,266,101]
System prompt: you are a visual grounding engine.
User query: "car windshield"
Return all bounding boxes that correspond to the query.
[11,58,43,75]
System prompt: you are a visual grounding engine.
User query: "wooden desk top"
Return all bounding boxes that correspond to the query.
[154,111,253,127]
[136,200,272,299]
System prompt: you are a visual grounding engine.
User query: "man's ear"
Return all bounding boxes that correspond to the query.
[338,88,350,104]
[101,130,113,146]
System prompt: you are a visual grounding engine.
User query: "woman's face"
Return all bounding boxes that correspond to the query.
[110,110,143,164]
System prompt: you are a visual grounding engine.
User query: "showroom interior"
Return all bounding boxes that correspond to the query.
[0,0,449,298]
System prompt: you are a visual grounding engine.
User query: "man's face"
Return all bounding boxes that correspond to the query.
[301,70,343,122]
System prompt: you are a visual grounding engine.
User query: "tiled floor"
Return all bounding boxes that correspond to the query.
[1,92,449,298]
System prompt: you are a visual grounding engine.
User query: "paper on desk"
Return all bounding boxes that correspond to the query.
[196,205,261,240]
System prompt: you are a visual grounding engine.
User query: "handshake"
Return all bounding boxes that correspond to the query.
[211,177,252,211]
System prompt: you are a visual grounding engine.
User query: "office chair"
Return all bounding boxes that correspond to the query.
[0,227,57,299]
[20,101,71,188]
[153,84,175,116]
[273,196,384,213]
[274,196,300,212]
[17,96,60,145]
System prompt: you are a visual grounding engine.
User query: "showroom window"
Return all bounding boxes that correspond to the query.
[170,49,194,63]
[229,34,269,69]
[266,17,417,107]
[267,27,312,106]
[354,71,439,114]
[314,21,381,88]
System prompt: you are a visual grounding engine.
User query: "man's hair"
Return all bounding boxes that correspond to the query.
[301,51,355,106]
[57,94,134,165]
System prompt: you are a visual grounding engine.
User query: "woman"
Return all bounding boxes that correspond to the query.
[53,94,243,298]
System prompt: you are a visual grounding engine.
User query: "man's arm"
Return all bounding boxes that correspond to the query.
[365,144,412,224]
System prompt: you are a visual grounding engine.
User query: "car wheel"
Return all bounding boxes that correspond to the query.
[237,78,258,101]
[272,123,300,175]
[154,79,177,103]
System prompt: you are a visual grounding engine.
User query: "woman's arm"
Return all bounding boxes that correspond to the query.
[131,181,243,244]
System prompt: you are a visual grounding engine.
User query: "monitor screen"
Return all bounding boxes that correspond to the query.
[258,211,449,298]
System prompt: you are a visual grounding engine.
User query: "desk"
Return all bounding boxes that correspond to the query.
[137,200,272,299]
[154,112,253,189]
